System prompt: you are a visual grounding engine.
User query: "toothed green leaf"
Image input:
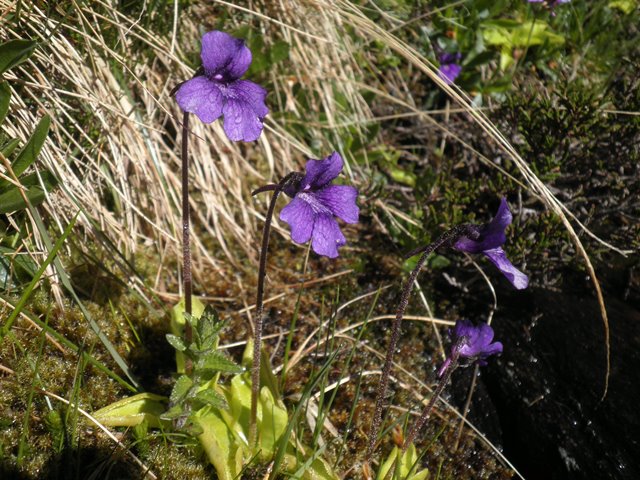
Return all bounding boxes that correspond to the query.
[166,333,187,352]
[194,389,228,410]
[170,375,193,404]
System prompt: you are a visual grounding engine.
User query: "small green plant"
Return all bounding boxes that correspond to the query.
[0,39,58,291]
[376,444,429,480]
[94,298,339,479]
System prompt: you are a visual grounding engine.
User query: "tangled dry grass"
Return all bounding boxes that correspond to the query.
[1,0,374,295]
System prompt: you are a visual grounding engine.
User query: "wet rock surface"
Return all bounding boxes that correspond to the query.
[481,282,640,480]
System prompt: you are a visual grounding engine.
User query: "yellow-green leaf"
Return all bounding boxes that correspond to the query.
[92,392,168,428]
[195,408,244,480]
[170,296,205,373]
[609,0,637,14]
[259,386,288,460]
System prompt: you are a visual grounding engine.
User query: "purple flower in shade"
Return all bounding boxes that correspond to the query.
[437,53,462,85]
[454,197,529,290]
[528,0,570,4]
[279,152,359,258]
[528,0,570,14]
[437,320,503,377]
[175,31,268,142]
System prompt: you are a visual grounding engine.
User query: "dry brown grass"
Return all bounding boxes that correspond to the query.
[1,0,375,295]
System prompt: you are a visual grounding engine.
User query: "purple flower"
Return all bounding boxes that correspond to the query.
[279,152,359,258]
[528,0,570,14]
[438,53,462,85]
[175,31,268,142]
[438,320,503,376]
[454,198,529,290]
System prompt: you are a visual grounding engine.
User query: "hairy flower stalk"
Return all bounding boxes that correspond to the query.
[367,198,527,462]
[405,320,502,447]
[249,172,301,448]
[383,320,502,480]
[250,152,358,447]
[173,30,268,371]
[402,347,460,452]
[366,224,478,461]
[181,112,194,351]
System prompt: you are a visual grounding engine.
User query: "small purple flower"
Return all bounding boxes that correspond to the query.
[438,320,503,377]
[175,31,268,142]
[279,152,359,258]
[528,0,570,4]
[528,0,570,14]
[454,198,529,290]
[438,53,462,85]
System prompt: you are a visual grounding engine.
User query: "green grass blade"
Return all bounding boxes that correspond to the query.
[25,205,140,388]
[290,441,331,479]
[0,81,10,124]
[0,115,51,191]
[270,350,339,480]
[1,138,21,158]
[0,212,77,335]
[280,282,305,391]
[0,184,47,213]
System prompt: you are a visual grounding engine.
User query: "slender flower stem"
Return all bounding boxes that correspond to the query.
[248,172,300,448]
[381,352,460,480]
[402,351,459,451]
[249,187,281,447]
[181,112,193,326]
[366,225,475,461]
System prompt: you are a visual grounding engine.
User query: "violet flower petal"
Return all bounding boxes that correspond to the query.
[280,196,315,244]
[450,320,503,362]
[311,213,346,258]
[314,185,359,223]
[483,247,529,290]
[481,340,504,357]
[302,152,343,189]
[455,197,511,253]
[221,81,269,141]
[175,77,223,124]
[226,80,269,118]
[440,52,462,64]
[454,319,475,339]
[458,322,494,357]
[201,31,252,81]
[278,151,358,258]
[438,63,462,85]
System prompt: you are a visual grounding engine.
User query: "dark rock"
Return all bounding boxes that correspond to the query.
[484,287,640,480]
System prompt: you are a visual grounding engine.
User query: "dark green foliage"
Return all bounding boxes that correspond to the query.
[163,309,241,432]
[0,39,36,75]
[503,76,640,260]
[0,39,59,293]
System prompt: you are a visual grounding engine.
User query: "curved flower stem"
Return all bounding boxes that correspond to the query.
[381,353,460,480]
[249,186,282,447]
[181,112,193,365]
[366,225,474,461]
[248,172,301,448]
[402,352,459,452]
